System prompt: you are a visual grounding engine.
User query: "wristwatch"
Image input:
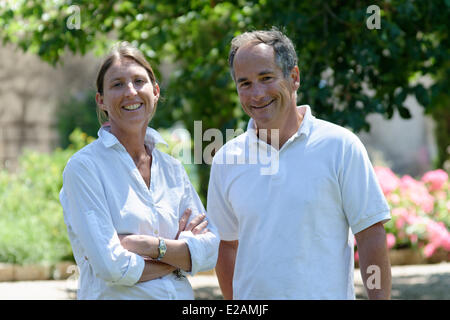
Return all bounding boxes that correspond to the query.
[156,237,167,261]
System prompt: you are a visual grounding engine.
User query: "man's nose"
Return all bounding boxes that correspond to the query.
[250,83,265,101]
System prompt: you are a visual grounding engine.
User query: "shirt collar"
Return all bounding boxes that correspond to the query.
[98,125,169,150]
[246,105,314,143]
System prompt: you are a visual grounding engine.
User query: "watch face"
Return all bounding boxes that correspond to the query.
[161,238,167,254]
[157,237,167,260]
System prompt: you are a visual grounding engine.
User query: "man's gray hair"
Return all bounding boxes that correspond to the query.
[228,28,298,81]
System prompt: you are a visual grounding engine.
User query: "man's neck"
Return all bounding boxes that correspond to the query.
[256,107,304,149]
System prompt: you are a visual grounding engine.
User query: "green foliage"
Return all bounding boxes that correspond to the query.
[56,90,100,148]
[428,93,450,170]
[1,0,449,201]
[0,129,94,264]
[157,127,200,193]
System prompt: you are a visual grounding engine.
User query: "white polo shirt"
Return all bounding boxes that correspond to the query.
[207,105,390,299]
[60,126,219,299]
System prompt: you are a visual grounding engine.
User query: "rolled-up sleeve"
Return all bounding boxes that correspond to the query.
[178,167,219,275]
[60,156,145,286]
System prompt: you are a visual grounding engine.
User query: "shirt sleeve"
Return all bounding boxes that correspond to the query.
[206,158,239,241]
[177,165,220,276]
[339,136,391,235]
[60,156,145,286]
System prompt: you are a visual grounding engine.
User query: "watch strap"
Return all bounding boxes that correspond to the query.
[156,237,167,261]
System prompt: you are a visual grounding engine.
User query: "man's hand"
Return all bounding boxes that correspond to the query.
[176,208,209,239]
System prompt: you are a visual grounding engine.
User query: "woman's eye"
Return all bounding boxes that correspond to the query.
[113,82,122,87]
[262,76,272,81]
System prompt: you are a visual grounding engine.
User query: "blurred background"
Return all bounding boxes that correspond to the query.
[0,0,448,299]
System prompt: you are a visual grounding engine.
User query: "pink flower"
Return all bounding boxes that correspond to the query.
[424,243,436,258]
[400,176,434,213]
[387,193,400,204]
[435,191,446,201]
[426,221,450,250]
[421,169,448,192]
[443,235,450,251]
[392,207,408,217]
[400,175,421,191]
[374,167,400,195]
[395,217,405,229]
[409,234,418,244]
[386,233,396,249]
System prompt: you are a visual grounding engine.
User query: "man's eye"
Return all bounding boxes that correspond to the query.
[262,76,272,81]
[135,79,145,84]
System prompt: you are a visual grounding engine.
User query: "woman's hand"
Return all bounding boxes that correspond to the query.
[176,208,209,239]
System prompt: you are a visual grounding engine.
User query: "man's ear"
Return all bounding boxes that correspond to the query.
[290,66,300,91]
[95,92,107,110]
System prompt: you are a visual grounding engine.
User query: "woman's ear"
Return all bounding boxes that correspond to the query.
[95,92,107,110]
[153,82,160,101]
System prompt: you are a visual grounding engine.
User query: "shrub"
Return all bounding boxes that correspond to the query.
[355,167,450,262]
[0,129,93,264]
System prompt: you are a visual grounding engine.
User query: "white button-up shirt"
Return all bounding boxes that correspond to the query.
[60,126,219,299]
[207,105,390,299]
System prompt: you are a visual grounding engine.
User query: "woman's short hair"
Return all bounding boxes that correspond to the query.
[228,28,298,81]
[95,42,158,124]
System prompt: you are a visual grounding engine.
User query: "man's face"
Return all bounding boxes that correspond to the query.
[233,43,299,130]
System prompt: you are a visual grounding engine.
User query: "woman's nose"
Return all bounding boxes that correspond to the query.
[124,82,138,97]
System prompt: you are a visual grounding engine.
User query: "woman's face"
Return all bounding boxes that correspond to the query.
[96,57,159,135]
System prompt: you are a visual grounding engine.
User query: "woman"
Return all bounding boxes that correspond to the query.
[59,42,219,299]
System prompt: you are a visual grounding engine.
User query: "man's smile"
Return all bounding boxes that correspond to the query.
[251,99,275,110]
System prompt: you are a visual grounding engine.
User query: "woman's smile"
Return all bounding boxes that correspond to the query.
[122,103,144,111]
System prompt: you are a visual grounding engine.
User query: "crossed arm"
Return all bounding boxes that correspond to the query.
[119,209,209,283]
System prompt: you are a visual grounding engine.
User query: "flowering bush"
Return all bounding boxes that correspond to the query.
[355,167,450,263]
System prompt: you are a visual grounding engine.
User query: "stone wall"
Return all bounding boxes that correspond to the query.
[0,43,99,171]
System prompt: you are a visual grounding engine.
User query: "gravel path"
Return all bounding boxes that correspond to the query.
[355,263,450,300]
[0,263,448,300]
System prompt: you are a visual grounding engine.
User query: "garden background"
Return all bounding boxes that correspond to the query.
[0,0,448,297]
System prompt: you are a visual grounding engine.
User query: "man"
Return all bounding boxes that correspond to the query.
[207,29,392,299]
